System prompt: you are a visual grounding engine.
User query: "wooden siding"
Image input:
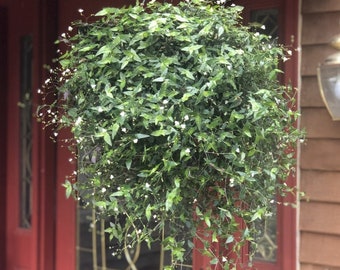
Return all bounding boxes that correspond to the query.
[300,0,340,268]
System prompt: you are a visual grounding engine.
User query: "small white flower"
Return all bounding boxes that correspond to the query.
[61,33,66,38]
[162,99,169,104]
[78,8,84,13]
[54,132,58,137]
[68,158,73,162]
[287,50,292,56]
[110,175,114,179]
[98,107,103,113]
[185,148,190,153]
[68,26,73,31]
[101,187,107,193]
[120,111,126,117]
[236,147,240,153]
[184,115,189,121]
[180,123,186,129]
[122,127,127,133]
[261,25,266,30]
[133,138,138,143]
[145,183,150,188]
[175,121,180,126]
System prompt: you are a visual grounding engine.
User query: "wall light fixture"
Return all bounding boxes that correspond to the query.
[317,34,340,120]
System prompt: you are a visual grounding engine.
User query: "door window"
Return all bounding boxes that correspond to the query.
[19,35,33,229]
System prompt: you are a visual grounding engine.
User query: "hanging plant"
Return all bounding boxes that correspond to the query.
[38,0,301,268]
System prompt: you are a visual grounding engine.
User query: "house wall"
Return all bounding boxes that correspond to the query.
[300,1,340,269]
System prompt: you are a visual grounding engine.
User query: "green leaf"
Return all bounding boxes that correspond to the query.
[62,180,72,198]
[110,191,124,197]
[152,77,165,82]
[204,216,211,227]
[103,132,112,146]
[181,44,203,53]
[198,22,213,36]
[96,45,111,56]
[126,159,132,170]
[146,204,152,221]
[95,7,116,16]
[226,235,234,244]
[151,129,171,136]
[174,14,188,22]
[180,148,190,160]
[111,123,120,139]
[135,133,150,139]
[79,45,96,52]
[210,258,219,265]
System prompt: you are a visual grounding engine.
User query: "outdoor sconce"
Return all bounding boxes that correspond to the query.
[317,34,340,120]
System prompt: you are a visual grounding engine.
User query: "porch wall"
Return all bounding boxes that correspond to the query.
[300,0,340,269]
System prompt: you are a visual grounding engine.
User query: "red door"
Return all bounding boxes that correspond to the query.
[4,0,57,269]
[231,0,299,269]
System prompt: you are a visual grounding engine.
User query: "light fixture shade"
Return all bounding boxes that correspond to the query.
[317,61,340,120]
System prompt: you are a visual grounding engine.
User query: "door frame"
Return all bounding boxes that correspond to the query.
[0,6,8,270]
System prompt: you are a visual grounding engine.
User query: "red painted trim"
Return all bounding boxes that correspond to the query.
[280,0,299,267]
[36,0,59,269]
[0,6,8,270]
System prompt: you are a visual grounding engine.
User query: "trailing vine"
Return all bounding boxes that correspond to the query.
[38,0,301,269]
